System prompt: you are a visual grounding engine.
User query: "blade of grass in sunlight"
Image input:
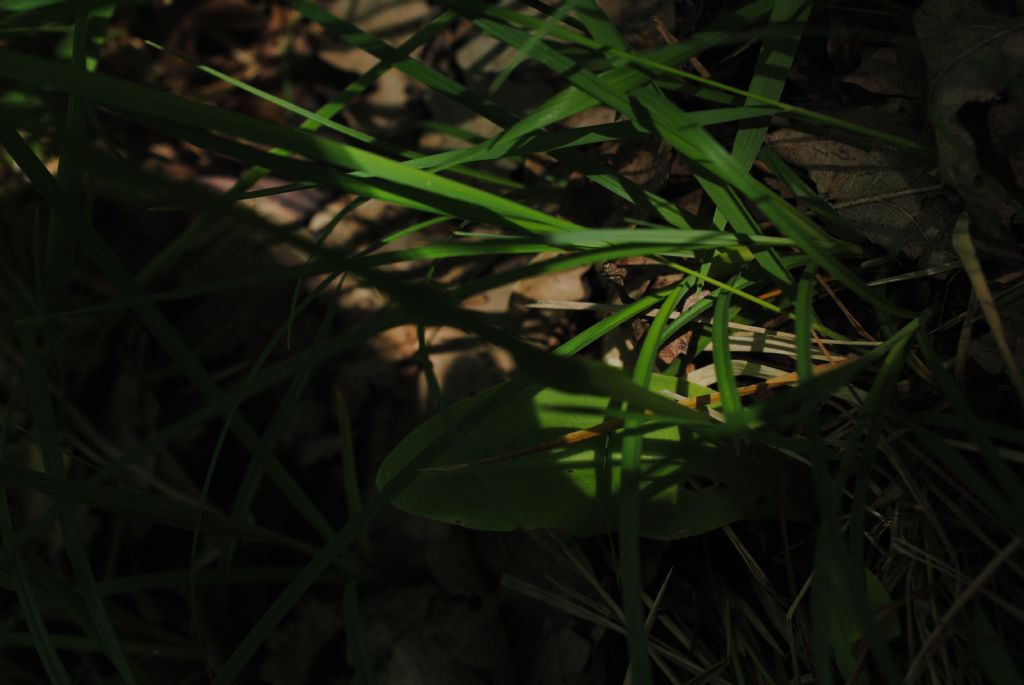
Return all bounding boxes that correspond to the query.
[454,7,915,317]
[290,0,771,231]
[620,284,688,685]
[137,9,460,284]
[0,48,582,234]
[5,3,1010,681]
[295,0,701,230]
[712,290,743,421]
[433,0,774,150]
[487,0,581,96]
[447,0,925,153]
[739,0,810,166]
[448,10,790,286]
[141,40,515,191]
[712,0,810,233]
[6,114,726,682]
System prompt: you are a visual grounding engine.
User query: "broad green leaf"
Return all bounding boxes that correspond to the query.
[377,375,812,538]
[826,568,901,680]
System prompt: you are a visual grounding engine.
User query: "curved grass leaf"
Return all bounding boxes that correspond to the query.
[0,47,581,235]
[618,282,688,685]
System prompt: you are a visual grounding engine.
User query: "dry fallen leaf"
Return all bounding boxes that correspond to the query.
[914,0,1024,247]
[767,101,957,268]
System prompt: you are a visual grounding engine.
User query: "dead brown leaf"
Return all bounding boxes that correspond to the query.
[914,0,1024,246]
[766,102,957,267]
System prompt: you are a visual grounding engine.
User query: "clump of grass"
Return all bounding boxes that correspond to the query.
[1,1,1021,684]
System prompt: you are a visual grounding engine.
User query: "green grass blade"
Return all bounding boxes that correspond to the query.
[344,581,377,685]
[451,10,908,314]
[16,328,139,683]
[0,47,582,234]
[620,285,687,685]
[736,0,810,169]
[0,401,74,685]
[452,0,924,152]
[712,0,810,233]
[795,266,816,380]
[42,1,88,314]
[0,124,337,541]
[488,0,580,95]
[712,290,743,420]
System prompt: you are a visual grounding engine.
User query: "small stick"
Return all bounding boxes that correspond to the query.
[817,273,876,342]
[652,16,677,46]
[428,358,856,471]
